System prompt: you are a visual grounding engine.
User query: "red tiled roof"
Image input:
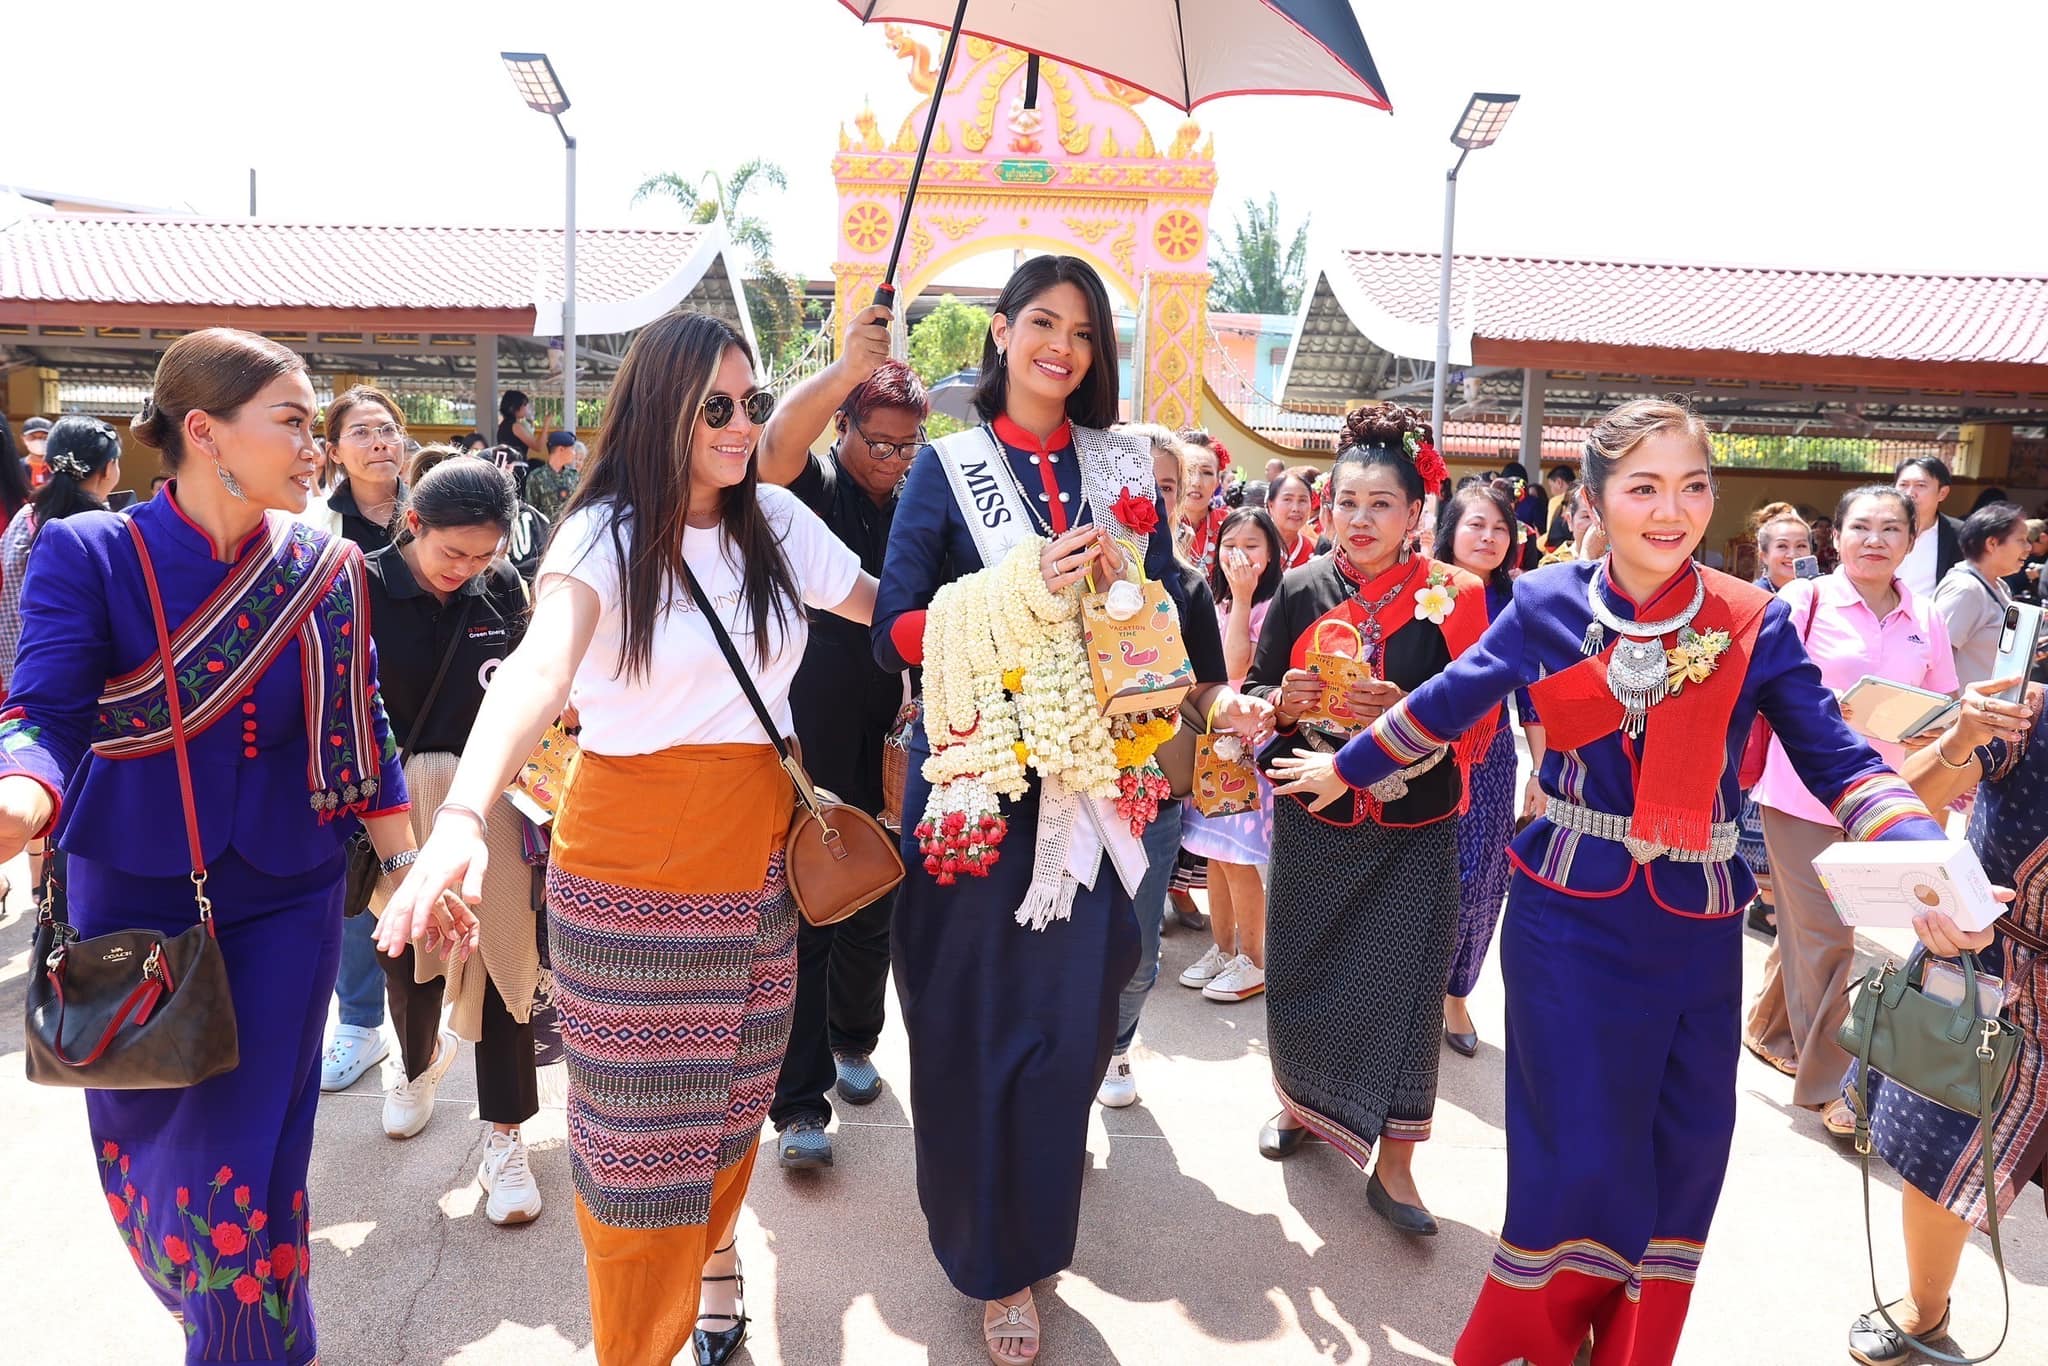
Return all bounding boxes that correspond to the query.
[1333,250,2048,367]
[0,216,710,316]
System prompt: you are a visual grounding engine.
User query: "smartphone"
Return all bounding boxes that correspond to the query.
[1989,602,2045,703]
[1793,555,1820,580]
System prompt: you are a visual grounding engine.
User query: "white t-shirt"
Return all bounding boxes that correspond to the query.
[1900,523,1940,603]
[539,486,862,754]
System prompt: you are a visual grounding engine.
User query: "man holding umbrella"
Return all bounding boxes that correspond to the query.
[755,304,928,1172]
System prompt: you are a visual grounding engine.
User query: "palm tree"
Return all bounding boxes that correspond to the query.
[1208,194,1309,316]
[634,160,804,362]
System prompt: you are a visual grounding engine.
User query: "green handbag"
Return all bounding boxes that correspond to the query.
[1838,951,2021,1364]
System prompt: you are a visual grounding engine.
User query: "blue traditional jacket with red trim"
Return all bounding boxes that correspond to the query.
[0,489,407,879]
[1332,558,1943,917]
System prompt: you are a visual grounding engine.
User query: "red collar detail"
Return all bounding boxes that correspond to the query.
[162,482,271,564]
[992,413,1073,455]
[1334,552,1420,599]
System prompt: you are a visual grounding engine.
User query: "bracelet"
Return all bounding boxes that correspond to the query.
[379,848,419,877]
[1932,738,1977,771]
[434,801,489,830]
[1206,690,1231,733]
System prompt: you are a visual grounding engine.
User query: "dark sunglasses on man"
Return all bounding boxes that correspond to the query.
[849,418,926,462]
[699,389,777,430]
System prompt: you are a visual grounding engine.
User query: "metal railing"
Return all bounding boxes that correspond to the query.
[1202,322,1346,443]
[767,307,838,393]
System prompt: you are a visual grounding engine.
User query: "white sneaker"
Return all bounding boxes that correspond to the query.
[1096,1052,1138,1108]
[320,1023,389,1092]
[1178,944,1232,988]
[1202,955,1266,1001]
[478,1127,544,1225]
[382,1028,459,1139]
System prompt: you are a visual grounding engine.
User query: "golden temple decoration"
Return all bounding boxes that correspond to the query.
[1063,217,1115,245]
[1110,223,1137,277]
[1167,120,1203,161]
[927,213,987,241]
[885,24,940,93]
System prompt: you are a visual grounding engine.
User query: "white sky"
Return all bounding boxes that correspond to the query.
[5,1,2042,285]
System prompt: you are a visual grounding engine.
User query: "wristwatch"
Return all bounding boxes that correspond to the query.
[379,849,420,877]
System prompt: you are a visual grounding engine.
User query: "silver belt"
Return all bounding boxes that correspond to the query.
[1543,796,1738,865]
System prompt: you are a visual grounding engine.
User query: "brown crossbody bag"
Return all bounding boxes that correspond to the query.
[682,564,904,926]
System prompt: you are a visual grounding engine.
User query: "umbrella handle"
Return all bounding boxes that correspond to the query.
[874,282,897,310]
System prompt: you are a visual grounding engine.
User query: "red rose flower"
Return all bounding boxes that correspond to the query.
[1412,439,1449,495]
[1110,487,1160,536]
[163,1236,191,1266]
[176,1187,190,1208]
[255,1259,271,1279]
[123,1182,135,1202]
[130,1244,144,1268]
[139,1195,149,1217]
[234,1185,250,1210]
[106,1193,130,1222]
[236,614,250,630]
[233,1274,261,1306]
[271,1243,297,1278]
[205,660,225,674]
[119,1155,130,1175]
[185,1271,199,1293]
[101,1141,119,1162]
[290,1191,304,1213]
[214,1166,233,1187]
[211,1221,247,1256]
[248,1210,267,1232]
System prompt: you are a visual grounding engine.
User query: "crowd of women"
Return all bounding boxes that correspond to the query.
[3,248,2042,1366]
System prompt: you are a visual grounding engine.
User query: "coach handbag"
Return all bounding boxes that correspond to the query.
[1838,951,2019,1363]
[25,520,239,1089]
[682,565,904,927]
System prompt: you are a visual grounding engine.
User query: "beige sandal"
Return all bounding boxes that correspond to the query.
[983,1292,1040,1365]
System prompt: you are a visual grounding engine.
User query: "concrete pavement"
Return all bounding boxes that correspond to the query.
[4,853,2042,1365]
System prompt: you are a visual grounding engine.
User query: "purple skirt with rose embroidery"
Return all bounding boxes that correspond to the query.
[72,847,343,1366]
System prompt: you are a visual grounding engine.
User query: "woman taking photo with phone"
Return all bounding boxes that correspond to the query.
[384,310,874,1366]
[1273,400,1957,1365]
[1743,486,1956,1137]
[361,456,551,1225]
[874,255,1266,1364]
[0,328,439,1364]
[1433,480,1545,1057]
[1248,403,1490,1234]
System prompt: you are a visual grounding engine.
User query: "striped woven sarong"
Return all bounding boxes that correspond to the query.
[546,742,796,1229]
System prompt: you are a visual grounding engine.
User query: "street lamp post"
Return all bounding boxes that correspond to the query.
[502,52,577,436]
[1431,93,1520,450]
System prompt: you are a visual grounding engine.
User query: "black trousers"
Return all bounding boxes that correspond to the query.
[379,945,539,1127]
[768,884,896,1128]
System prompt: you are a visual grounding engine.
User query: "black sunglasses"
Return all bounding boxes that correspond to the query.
[699,389,776,429]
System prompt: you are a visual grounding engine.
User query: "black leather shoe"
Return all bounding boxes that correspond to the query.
[1258,1113,1309,1160]
[1444,1028,1480,1057]
[1366,1172,1439,1236]
[1848,1301,1949,1365]
[694,1245,749,1366]
[1746,897,1777,938]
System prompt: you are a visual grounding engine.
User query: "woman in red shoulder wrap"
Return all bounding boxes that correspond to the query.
[1274,399,1967,1366]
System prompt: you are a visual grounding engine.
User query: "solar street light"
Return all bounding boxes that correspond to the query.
[1434,93,1522,445]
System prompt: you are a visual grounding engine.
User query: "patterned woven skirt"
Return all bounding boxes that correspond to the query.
[1265,800,1461,1161]
[546,742,797,1229]
[1447,724,1517,998]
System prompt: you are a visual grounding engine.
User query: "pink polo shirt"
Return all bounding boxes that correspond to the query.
[1752,571,1957,827]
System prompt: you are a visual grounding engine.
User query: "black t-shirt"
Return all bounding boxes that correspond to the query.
[364,544,530,755]
[329,477,406,555]
[787,452,901,813]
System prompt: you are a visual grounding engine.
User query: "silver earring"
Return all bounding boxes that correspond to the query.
[215,460,247,502]
[997,347,1007,367]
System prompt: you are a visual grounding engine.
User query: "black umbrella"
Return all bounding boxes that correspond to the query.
[834,1,1391,306]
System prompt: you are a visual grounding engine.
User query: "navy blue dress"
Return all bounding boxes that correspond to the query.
[874,420,1181,1299]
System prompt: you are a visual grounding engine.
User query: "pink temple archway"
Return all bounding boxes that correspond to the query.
[832,27,1217,429]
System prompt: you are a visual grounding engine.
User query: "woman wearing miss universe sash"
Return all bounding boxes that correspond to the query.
[1273,399,1972,1366]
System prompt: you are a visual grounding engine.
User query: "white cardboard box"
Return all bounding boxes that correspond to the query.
[1810,839,2006,932]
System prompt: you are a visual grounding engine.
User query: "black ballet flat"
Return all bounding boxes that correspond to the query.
[1258,1112,1309,1160]
[694,1243,749,1366]
[1746,897,1777,938]
[1444,1028,1480,1058]
[1848,1301,1950,1365]
[1366,1172,1439,1237]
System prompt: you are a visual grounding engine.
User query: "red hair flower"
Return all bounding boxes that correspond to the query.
[211,1221,247,1257]
[1413,439,1449,494]
[233,1274,262,1306]
[271,1243,297,1278]
[164,1236,192,1267]
[1111,487,1160,535]
[1211,440,1232,471]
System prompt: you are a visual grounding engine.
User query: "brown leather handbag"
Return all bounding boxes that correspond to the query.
[683,565,905,927]
[25,520,239,1089]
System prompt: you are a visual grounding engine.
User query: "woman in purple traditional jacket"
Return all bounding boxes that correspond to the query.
[0,330,467,1366]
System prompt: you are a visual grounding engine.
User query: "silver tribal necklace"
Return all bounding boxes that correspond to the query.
[1581,562,1706,737]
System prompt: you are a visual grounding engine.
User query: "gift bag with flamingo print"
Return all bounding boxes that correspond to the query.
[1301,620,1375,736]
[1192,731,1261,816]
[1080,577,1195,717]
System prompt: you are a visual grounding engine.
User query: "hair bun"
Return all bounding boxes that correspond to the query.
[1340,401,1432,453]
